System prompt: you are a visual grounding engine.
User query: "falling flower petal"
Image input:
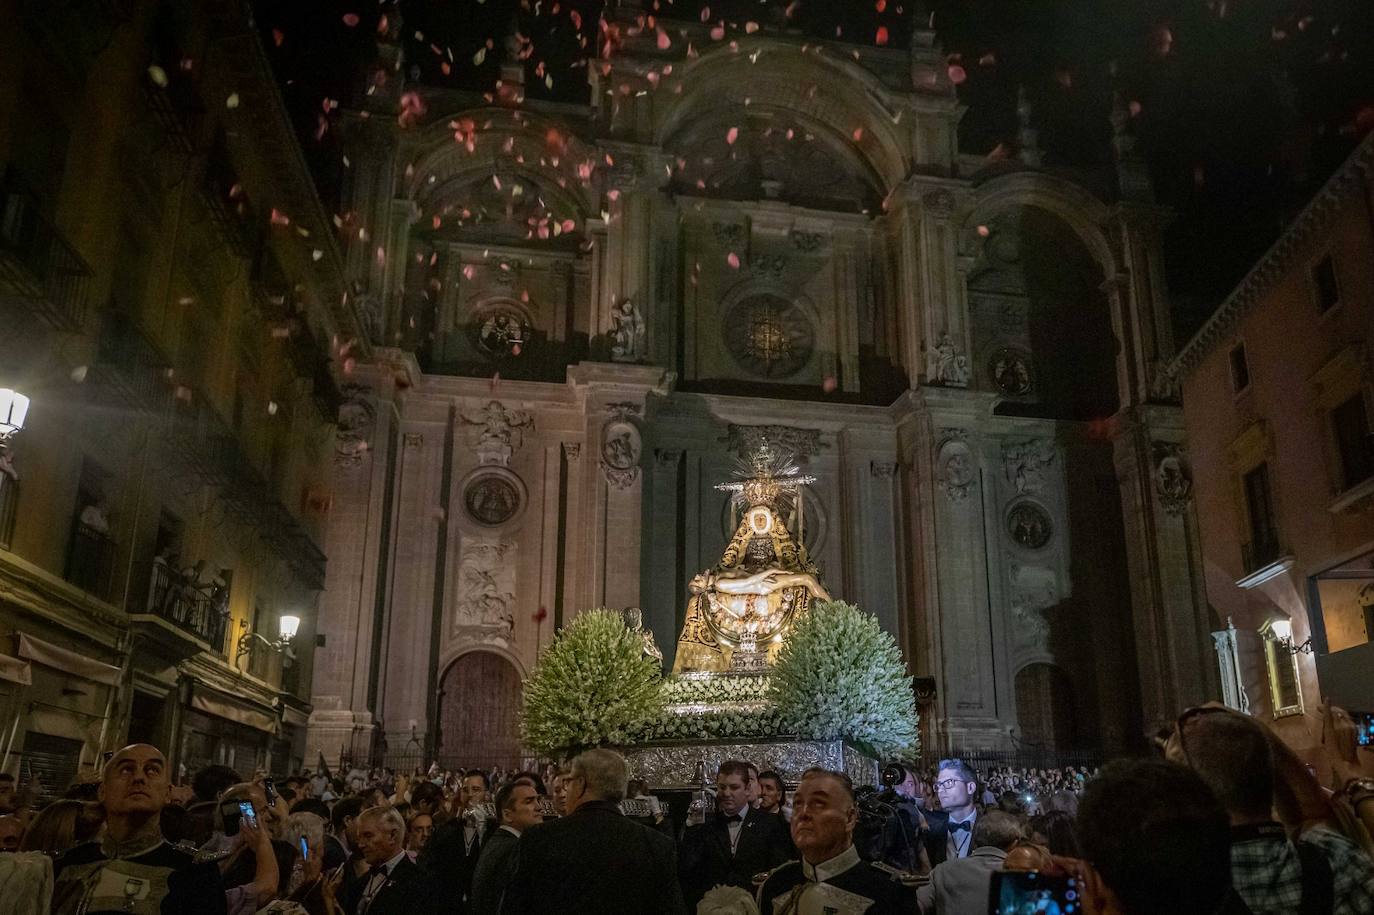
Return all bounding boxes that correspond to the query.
[726,126,739,145]
[342,12,360,27]
[727,252,740,269]
[147,65,169,87]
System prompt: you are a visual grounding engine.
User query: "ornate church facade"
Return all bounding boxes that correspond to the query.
[307,6,1216,765]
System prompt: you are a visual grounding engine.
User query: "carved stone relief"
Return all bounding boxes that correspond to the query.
[927,334,971,387]
[936,431,976,502]
[458,400,535,466]
[989,346,1034,396]
[712,222,746,247]
[722,293,815,379]
[1152,442,1193,516]
[1007,562,1056,643]
[1007,500,1053,550]
[722,424,824,463]
[870,461,898,478]
[789,230,824,252]
[750,254,788,279]
[334,385,376,466]
[1003,440,1055,495]
[454,540,516,636]
[601,404,642,490]
[609,298,647,363]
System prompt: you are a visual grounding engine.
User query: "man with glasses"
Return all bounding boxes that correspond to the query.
[928,758,979,866]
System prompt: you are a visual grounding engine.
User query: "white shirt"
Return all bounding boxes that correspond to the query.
[359,849,407,912]
[724,806,747,855]
[947,810,977,859]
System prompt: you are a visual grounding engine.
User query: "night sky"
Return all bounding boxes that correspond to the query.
[253,0,1374,342]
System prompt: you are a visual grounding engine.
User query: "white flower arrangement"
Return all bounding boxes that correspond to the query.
[520,608,666,757]
[769,600,920,761]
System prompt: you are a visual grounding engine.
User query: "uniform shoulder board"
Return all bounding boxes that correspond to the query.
[757,859,801,885]
[191,846,232,865]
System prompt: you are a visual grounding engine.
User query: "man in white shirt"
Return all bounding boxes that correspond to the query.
[933,758,980,863]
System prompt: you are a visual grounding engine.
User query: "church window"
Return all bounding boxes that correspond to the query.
[1241,462,1279,573]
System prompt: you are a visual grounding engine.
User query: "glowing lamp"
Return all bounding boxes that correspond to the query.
[279,614,301,641]
[0,388,29,439]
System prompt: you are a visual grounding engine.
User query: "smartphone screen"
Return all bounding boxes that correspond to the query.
[299,836,309,860]
[239,801,258,831]
[1356,712,1374,748]
[263,777,277,806]
[990,870,1082,914]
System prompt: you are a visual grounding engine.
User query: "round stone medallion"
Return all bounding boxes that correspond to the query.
[722,293,815,379]
[1007,500,1053,550]
[989,346,1034,396]
[463,473,522,526]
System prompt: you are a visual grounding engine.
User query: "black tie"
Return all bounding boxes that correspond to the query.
[724,814,743,823]
[950,820,972,833]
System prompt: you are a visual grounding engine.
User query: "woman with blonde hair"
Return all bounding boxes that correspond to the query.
[19,800,103,856]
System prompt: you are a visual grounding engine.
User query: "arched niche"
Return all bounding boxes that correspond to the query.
[436,649,526,767]
[961,200,1119,420]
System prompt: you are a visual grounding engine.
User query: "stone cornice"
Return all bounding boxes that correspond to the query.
[0,551,127,650]
[1170,132,1374,379]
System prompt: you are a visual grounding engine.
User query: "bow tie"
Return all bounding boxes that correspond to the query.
[724,814,743,823]
[368,864,390,879]
[950,820,973,833]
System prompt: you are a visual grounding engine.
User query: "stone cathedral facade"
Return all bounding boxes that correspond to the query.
[306,7,1217,766]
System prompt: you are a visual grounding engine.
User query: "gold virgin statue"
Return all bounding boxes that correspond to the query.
[671,444,831,674]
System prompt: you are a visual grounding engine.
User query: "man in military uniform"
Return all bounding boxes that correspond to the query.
[757,771,913,915]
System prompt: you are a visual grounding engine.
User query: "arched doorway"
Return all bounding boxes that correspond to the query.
[1015,663,1077,751]
[437,651,524,769]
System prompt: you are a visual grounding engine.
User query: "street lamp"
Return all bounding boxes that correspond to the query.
[1267,617,1313,655]
[235,613,302,669]
[0,387,28,491]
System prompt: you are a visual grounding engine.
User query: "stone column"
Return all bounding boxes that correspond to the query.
[1112,403,1213,733]
[382,199,421,344]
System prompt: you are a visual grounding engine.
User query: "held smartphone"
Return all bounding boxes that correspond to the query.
[239,800,258,831]
[1355,711,1374,748]
[299,836,309,860]
[263,777,278,806]
[989,870,1082,914]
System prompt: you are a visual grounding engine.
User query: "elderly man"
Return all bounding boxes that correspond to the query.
[916,810,1024,914]
[501,749,686,914]
[52,744,226,914]
[757,770,912,915]
[470,780,542,914]
[339,806,436,915]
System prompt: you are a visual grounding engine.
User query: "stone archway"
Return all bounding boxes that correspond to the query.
[437,650,525,767]
[1015,663,1077,751]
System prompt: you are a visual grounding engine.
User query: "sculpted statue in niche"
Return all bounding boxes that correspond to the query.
[1003,440,1055,495]
[609,298,647,363]
[334,385,376,466]
[1008,563,1056,643]
[455,541,516,635]
[463,473,521,526]
[474,308,530,356]
[928,334,971,387]
[1007,501,1053,550]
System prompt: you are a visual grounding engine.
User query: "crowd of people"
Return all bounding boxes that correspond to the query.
[0,703,1368,914]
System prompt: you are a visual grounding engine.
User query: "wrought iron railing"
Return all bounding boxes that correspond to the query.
[1242,534,1285,575]
[0,175,91,332]
[138,558,230,652]
[93,310,172,412]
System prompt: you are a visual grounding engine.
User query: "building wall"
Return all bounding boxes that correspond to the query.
[309,17,1213,766]
[1178,134,1374,762]
[0,0,359,783]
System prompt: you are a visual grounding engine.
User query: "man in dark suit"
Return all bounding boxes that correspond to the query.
[470,780,541,914]
[680,760,794,909]
[926,758,979,867]
[418,768,490,912]
[339,806,438,915]
[500,749,687,915]
[916,811,1023,914]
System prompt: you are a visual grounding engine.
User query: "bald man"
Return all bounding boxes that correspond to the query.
[52,744,227,914]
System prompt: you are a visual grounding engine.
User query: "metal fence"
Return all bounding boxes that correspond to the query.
[915,747,1109,775]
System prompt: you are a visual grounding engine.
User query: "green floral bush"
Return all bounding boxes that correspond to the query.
[769,600,920,761]
[520,609,665,757]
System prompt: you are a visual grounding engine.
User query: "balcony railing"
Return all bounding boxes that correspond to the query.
[65,522,116,601]
[141,75,204,155]
[93,311,173,413]
[138,557,230,652]
[286,331,343,421]
[1242,535,1286,575]
[0,177,91,332]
